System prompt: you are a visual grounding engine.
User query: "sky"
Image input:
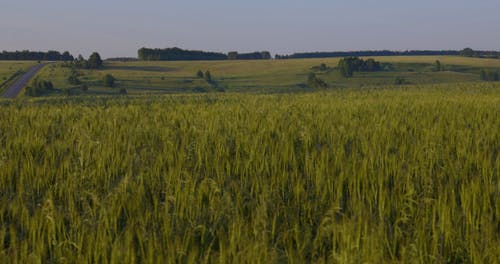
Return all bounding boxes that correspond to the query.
[1,0,500,58]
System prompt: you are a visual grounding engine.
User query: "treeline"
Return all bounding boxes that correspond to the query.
[138,47,228,61]
[228,51,271,60]
[0,50,74,61]
[138,47,272,61]
[337,57,383,77]
[277,48,500,59]
[460,48,500,59]
[63,52,103,69]
[276,50,460,59]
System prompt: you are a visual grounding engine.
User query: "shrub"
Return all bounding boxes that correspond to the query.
[394,77,407,85]
[197,70,204,78]
[205,71,212,82]
[25,79,54,96]
[480,69,499,81]
[103,74,116,87]
[67,75,81,85]
[307,73,328,88]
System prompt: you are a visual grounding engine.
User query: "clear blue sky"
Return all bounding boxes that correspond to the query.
[1,0,499,58]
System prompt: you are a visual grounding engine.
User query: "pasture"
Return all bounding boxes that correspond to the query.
[29,56,500,95]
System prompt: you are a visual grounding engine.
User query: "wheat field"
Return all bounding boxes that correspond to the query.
[0,83,499,263]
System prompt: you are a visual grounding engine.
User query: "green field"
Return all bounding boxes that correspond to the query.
[0,83,499,263]
[0,57,499,263]
[28,56,500,96]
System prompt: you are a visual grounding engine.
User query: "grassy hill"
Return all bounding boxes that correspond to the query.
[0,57,499,262]
[23,56,500,96]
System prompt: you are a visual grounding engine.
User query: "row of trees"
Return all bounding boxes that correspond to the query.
[228,51,272,60]
[338,57,383,77]
[276,50,461,60]
[138,47,272,61]
[460,48,500,58]
[138,47,228,61]
[65,52,103,69]
[197,70,212,82]
[0,50,74,61]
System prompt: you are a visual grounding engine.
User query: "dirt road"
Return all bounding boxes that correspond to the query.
[2,63,48,98]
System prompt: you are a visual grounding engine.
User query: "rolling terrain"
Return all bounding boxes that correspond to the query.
[27,56,500,96]
[0,56,499,263]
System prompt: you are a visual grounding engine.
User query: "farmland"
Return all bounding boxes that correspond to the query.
[28,56,500,96]
[0,76,499,262]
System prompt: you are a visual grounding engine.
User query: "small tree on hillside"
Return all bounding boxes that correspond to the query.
[435,60,442,71]
[88,52,103,69]
[197,70,204,78]
[103,74,116,87]
[205,70,212,82]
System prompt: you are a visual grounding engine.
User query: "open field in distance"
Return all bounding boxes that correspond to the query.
[25,56,500,96]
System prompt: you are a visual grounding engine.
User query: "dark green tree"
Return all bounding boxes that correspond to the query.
[460,48,475,57]
[205,71,212,82]
[435,60,442,71]
[88,52,103,69]
[197,70,204,78]
[307,72,327,88]
[338,59,354,77]
[228,52,238,60]
[103,74,116,87]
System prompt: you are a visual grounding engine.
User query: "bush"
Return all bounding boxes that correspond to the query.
[67,75,81,85]
[197,70,204,78]
[119,88,128,94]
[480,70,499,81]
[25,79,54,96]
[394,77,407,85]
[81,84,89,92]
[205,71,212,82]
[338,57,383,78]
[307,73,328,88]
[103,74,116,87]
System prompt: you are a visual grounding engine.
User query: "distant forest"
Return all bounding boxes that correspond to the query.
[276,48,500,59]
[1,48,499,62]
[138,47,271,61]
[138,47,500,61]
[0,50,74,61]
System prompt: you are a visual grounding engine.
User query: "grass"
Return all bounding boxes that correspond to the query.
[29,56,500,96]
[0,83,499,263]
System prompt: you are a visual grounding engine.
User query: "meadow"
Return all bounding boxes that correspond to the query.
[32,56,500,95]
[0,81,499,262]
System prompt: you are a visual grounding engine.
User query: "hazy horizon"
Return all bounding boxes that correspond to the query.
[2,0,500,58]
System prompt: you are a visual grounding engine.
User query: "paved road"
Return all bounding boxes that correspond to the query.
[2,63,48,98]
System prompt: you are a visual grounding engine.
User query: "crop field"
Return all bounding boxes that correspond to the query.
[0,82,499,262]
[30,56,500,96]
